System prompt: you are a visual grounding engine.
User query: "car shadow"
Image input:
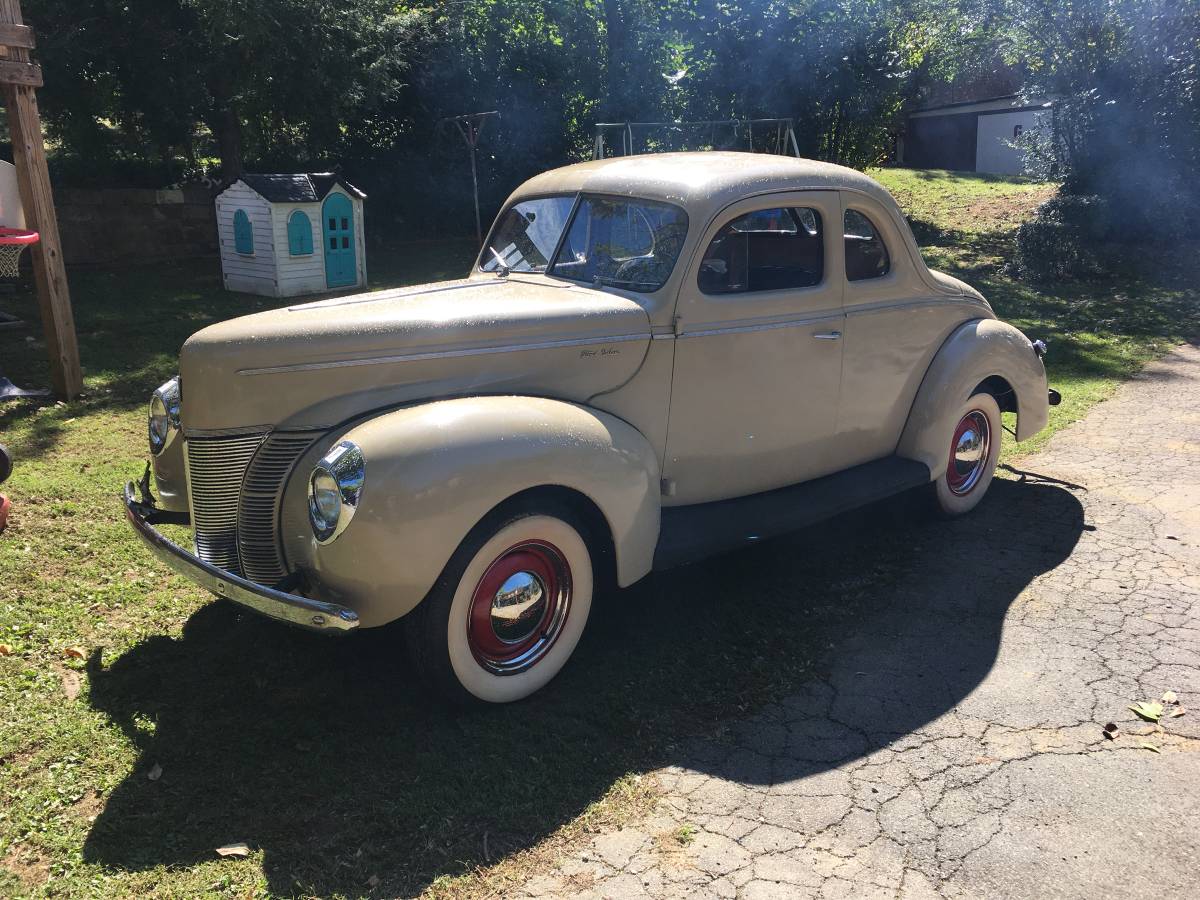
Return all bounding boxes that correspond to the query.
[82,478,1084,896]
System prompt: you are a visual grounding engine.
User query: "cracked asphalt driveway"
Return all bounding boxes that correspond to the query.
[513,344,1200,899]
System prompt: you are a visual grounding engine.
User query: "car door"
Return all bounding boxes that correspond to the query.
[837,193,965,467]
[662,190,845,505]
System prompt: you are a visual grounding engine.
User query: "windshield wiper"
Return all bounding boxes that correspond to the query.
[592,275,653,289]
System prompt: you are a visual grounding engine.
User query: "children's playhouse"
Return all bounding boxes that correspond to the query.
[216,173,367,298]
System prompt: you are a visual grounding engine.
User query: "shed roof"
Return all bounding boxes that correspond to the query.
[238,172,367,203]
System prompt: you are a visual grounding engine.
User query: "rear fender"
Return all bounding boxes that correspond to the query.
[898,319,1049,479]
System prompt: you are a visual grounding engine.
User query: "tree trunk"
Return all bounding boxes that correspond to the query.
[601,0,626,120]
[213,105,244,180]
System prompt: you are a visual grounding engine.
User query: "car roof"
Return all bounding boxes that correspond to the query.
[508,151,900,224]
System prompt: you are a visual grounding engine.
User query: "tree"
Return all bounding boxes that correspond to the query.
[26,0,430,178]
[997,0,1199,234]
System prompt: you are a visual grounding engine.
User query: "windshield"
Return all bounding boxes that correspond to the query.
[480,196,575,273]
[550,196,689,291]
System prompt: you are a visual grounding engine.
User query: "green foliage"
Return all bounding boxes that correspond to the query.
[27,0,430,180]
[22,0,1198,249]
[25,1,952,221]
[1013,194,1112,281]
[997,0,1200,245]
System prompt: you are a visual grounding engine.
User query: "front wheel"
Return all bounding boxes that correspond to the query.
[403,501,594,705]
[931,392,1002,517]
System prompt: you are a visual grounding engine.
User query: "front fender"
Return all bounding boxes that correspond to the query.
[285,396,661,627]
[897,319,1049,479]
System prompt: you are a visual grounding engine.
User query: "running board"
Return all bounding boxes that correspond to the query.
[653,456,932,570]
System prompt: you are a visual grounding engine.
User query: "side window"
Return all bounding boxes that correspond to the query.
[287,210,313,256]
[233,209,254,256]
[844,209,890,281]
[698,207,824,294]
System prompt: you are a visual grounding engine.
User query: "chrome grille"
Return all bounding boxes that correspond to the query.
[187,433,267,573]
[237,432,321,585]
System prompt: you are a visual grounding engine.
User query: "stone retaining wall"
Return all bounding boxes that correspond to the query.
[53,186,217,266]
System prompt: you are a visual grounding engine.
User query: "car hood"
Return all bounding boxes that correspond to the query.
[179,275,653,432]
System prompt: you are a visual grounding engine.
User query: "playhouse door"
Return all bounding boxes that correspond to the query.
[323,194,357,288]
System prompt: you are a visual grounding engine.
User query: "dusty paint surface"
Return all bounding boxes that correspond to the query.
[507,343,1200,899]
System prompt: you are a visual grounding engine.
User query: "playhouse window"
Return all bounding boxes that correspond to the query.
[287,210,314,256]
[233,209,254,255]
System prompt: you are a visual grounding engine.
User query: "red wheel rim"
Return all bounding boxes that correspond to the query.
[946,410,991,496]
[467,540,572,675]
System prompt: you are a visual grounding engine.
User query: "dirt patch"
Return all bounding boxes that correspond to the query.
[72,789,107,821]
[2,845,50,891]
[55,664,83,700]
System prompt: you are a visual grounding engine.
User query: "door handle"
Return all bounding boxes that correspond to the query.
[812,331,842,341]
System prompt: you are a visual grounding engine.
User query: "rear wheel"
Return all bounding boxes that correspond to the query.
[931,392,1001,517]
[403,501,594,705]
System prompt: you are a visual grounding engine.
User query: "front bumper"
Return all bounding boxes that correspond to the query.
[123,482,359,633]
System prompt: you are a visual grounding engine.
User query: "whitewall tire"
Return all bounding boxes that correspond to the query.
[404,503,594,705]
[932,391,1002,517]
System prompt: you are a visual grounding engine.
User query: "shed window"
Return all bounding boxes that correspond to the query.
[233,209,254,255]
[287,210,314,256]
[698,207,824,294]
[844,209,890,281]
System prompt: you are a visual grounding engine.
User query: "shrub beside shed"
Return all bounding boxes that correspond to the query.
[216,173,367,298]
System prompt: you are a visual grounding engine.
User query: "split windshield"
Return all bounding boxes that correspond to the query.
[480,194,689,292]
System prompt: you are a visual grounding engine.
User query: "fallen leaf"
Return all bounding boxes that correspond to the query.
[63,647,85,660]
[1139,743,1161,754]
[1169,707,1186,718]
[0,643,12,656]
[1162,690,1178,704]
[1129,701,1164,722]
[147,763,163,782]
[1103,723,1120,740]
[215,843,250,858]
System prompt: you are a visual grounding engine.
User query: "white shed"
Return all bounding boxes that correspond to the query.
[215,173,367,298]
[899,95,1053,176]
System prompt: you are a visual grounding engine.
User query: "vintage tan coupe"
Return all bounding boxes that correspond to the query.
[125,152,1057,703]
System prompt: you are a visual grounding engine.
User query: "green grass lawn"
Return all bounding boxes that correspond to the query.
[1,171,1197,898]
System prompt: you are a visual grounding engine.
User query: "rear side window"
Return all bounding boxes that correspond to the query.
[844,209,890,281]
[698,207,824,294]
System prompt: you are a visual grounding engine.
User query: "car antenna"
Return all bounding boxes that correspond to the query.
[487,247,510,278]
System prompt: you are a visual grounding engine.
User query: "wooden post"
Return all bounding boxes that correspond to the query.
[0,0,82,399]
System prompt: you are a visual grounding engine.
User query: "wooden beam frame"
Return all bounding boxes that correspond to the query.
[0,0,81,399]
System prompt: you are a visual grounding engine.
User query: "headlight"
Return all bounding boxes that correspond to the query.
[148,377,181,455]
[307,440,365,544]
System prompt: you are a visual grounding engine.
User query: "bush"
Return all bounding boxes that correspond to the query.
[1013,194,1114,281]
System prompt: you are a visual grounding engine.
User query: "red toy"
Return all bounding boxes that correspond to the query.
[0,442,10,533]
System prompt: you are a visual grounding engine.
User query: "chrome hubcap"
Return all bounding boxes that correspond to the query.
[948,410,991,496]
[490,570,548,644]
[467,540,572,675]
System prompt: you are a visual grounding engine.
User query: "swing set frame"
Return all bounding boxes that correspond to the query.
[592,118,802,160]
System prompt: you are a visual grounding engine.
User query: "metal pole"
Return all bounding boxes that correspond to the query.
[441,111,498,248]
[468,125,482,246]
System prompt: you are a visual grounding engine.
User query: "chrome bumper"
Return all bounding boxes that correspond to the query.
[123,482,360,633]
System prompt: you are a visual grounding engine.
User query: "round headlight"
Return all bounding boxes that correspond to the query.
[307,441,365,544]
[148,377,181,455]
